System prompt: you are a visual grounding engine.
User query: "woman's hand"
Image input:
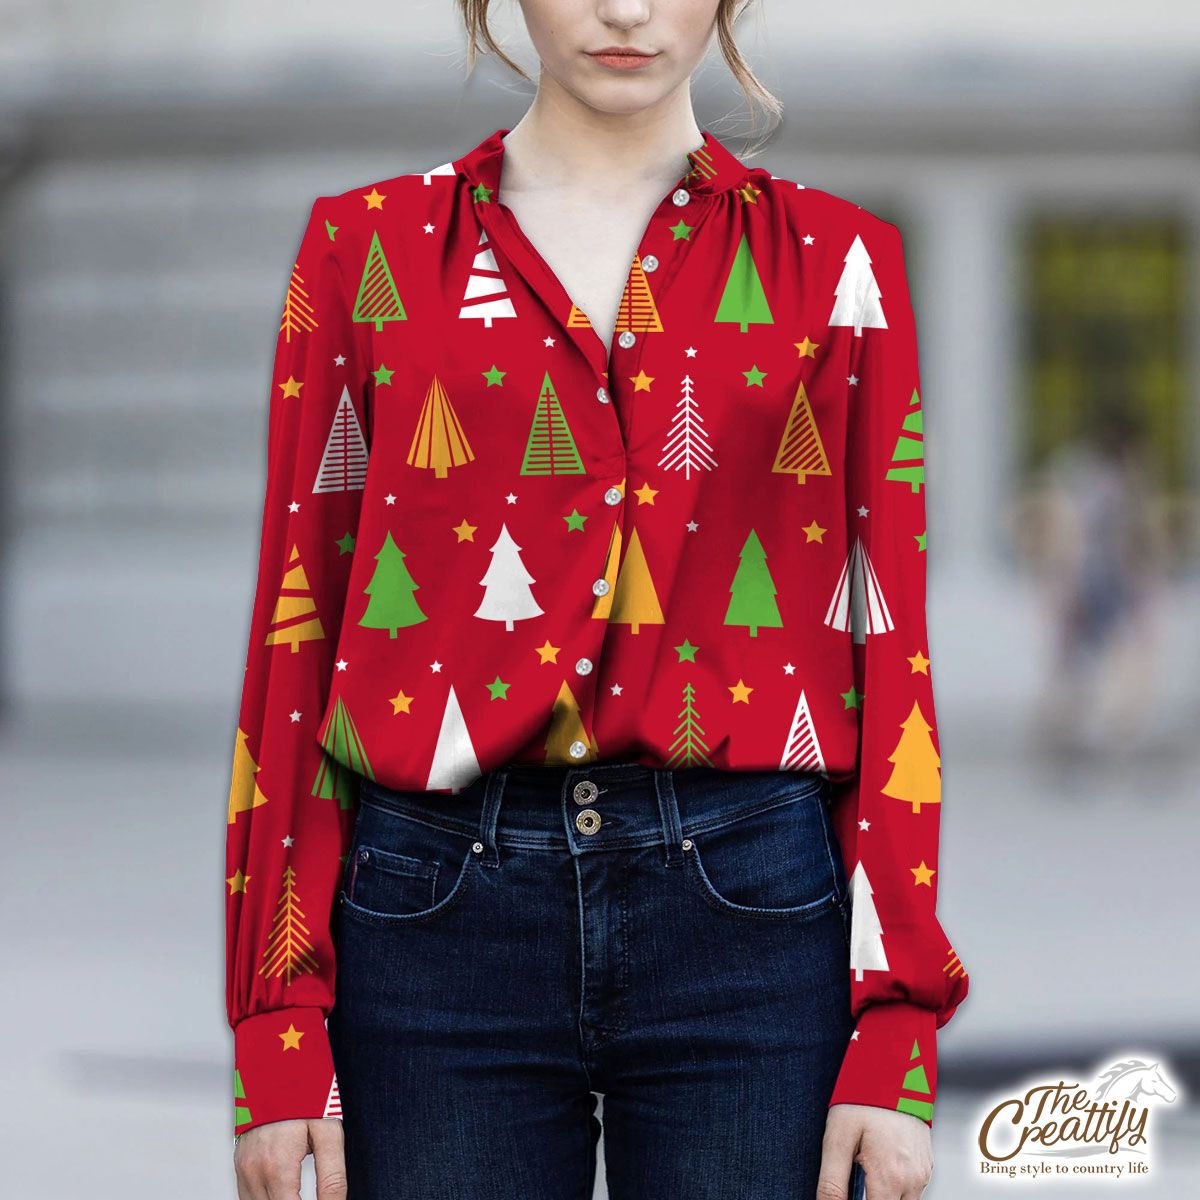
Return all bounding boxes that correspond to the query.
[234,1117,346,1200]
[819,1102,934,1199]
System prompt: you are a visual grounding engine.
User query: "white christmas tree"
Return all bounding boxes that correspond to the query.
[426,684,481,792]
[823,535,894,644]
[322,1073,342,1120]
[475,523,543,630]
[657,374,717,479]
[828,234,889,336]
[779,688,826,774]
[847,861,890,981]
[313,384,369,493]
[458,228,517,328]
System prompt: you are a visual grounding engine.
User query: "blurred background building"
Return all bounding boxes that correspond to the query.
[1,1,1197,1195]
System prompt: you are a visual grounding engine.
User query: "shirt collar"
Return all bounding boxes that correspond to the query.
[454,126,750,204]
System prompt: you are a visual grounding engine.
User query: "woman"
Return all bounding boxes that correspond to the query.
[226,2,970,1197]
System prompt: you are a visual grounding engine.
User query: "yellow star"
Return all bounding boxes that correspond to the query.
[453,519,477,542]
[908,650,931,675]
[802,520,826,543]
[630,369,654,392]
[794,336,820,359]
[279,1023,305,1051]
[226,868,250,895]
[911,860,936,887]
[634,481,658,505]
[388,689,413,715]
[728,678,754,704]
[278,376,303,399]
[363,188,386,210]
[737,180,763,204]
[535,640,561,664]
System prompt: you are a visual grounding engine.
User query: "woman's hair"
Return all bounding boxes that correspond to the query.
[454,0,782,149]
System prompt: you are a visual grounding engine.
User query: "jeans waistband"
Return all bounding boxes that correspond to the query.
[356,762,830,862]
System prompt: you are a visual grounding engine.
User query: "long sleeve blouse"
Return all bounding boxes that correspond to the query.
[226,125,969,1137]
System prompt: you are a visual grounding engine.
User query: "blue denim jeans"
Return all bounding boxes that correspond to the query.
[328,761,868,1200]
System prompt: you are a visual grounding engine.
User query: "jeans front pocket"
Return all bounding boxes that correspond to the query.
[340,793,478,926]
[681,777,844,923]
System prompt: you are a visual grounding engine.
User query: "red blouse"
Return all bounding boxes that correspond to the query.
[226,125,969,1137]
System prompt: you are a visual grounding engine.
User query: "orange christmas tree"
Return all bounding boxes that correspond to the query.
[882,699,941,813]
[545,680,598,763]
[228,727,269,824]
[772,379,831,484]
[408,373,475,479]
[608,527,664,634]
[258,865,319,986]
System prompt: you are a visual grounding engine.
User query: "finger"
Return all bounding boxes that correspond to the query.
[815,1140,857,1200]
[312,1119,349,1200]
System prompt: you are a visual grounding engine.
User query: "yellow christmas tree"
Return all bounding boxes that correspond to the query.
[545,680,598,763]
[408,373,475,479]
[592,521,622,620]
[265,545,325,652]
[882,699,941,813]
[608,527,665,634]
[228,727,269,824]
[258,864,320,986]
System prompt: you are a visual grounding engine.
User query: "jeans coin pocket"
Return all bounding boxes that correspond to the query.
[341,796,477,924]
[682,781,843,922]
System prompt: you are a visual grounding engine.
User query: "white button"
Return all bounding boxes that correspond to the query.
[591,578,610,597]
[575,657,593,675]
[671,188,691,206]
[568,740,588,759]
[642,255,659,272]
[596,386,610,404]
[604,487,623,506]
[617,330,636,349]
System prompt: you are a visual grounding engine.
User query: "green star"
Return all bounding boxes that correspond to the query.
[915,530,927,552]
[743,364,767,387]
[840,686,864,710]
[372,363,395,386]
[324,219,339,242]
[563,508,588,532]
[674,637,699,663]
[335,531,356,556]
[482,364,506,387]
[669,220,694,240]
[472,182,493,204]
[486,675,511,700]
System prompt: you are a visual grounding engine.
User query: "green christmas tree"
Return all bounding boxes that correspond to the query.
[234,1068,252,1131]
[724,528,783,636]
[714,233,774,332]
[665,681,714,767]
[884,388,927,494]
[359,531,427,636]
[896,1036,934,1122]
[313,694,374,808]
[352,231,407,331]
[520,371,585,475]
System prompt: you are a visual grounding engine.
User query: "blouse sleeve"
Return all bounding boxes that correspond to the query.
[225,196,368,1136]
[825,220,969,1125]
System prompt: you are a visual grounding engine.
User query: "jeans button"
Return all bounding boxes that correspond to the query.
[575,808,602,835]
[572,780,598,805]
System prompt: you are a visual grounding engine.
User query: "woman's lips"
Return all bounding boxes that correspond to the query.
[587,50,660,70]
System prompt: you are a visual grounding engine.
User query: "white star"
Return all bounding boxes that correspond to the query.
[543,335,556,347]
[849,1030,860,1041]
[288,501,300,513]
[281,835,294,847]
[423,223,435,233]
[857,504,869,517]
[610,683,623,696]
[333,354,346,366]
[782,662,796,675]
[685,346,697,357]
[430,660,443,673]
[685,520,699,532]
[803,233,815,245]
[848,374,859,386]
[335,659,349,671]
[385,493,397,505]
[505,492,518,504]
[858,817,871,831]
[289,710,302,722]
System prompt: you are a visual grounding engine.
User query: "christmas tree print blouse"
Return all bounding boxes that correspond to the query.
[226,126,969,1137]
